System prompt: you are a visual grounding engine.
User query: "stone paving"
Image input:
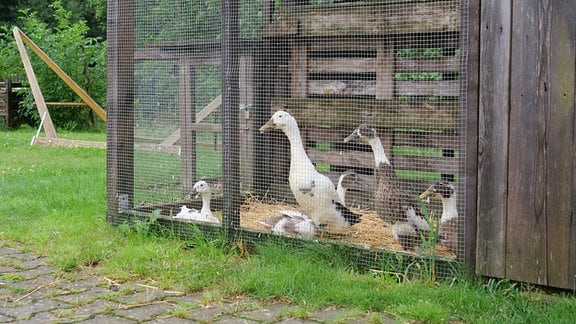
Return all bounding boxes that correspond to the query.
[0,246,395,323]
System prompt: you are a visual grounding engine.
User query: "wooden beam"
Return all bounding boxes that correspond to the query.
[263,0,461,37]
[33,137,106,148]
[179,58,196,192]
[12,27,107,122]
[271,98,461,131]
[12,27,57,138]
[196,95,222,122]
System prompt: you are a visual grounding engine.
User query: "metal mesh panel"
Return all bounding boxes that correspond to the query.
[108,0,469,268]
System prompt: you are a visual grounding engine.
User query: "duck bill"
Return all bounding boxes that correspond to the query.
[186,189,199,200]
[343,130,360,143]
[419,185,435,202]
[259,118,276,133]
[355,176,368,188]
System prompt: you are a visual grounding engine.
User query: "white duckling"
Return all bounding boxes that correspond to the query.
[260,110,361,231]
[173,180,220,224]
[259,210,320,238]
[419,180,458,254]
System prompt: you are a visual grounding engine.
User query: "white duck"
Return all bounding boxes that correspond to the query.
[259,170,362,237]
[260,110,361,231]
[419,180,458,254]
[345,124,430,250]
[173,180,220,224]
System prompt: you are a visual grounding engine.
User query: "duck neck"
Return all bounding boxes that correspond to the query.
[441,195,458,223]
[336,178,347,206]
[368,136,391,167]
[284,126,315,170]
[201,193,212,215]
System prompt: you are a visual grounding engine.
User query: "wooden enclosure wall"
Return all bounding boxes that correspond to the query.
[476,0,576,289]
[258,0,466,205]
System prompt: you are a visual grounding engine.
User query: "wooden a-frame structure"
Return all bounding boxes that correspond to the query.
[13,27,107,148]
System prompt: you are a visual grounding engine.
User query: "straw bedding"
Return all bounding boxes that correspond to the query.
[237,195,456,258]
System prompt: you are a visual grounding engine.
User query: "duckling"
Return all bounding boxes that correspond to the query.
[345,124,430,250]
[173,180,220,224]
[419,180,458,254]
[259,210,320,238]
[260,110,361,232]
[336,170,363,207]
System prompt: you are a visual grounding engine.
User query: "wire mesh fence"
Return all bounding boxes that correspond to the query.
[108,0,469,269]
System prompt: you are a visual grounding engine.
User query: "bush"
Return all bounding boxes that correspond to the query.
[0,1,107,130]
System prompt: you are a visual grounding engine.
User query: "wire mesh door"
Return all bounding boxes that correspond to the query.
[108,0,469,266]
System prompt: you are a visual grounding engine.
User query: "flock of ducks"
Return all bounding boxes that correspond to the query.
[173,110,458,254]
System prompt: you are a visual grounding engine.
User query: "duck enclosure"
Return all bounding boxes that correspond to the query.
[107,0,576,289]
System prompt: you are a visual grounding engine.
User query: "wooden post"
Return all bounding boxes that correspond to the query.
[106,0,135,223]
[12,27,57,138]
[221,0,241,230]
[291,40,307,98]
[239,54,254,190]
[179,58,196,193]
[464,0,480,272]
[376,38,393,100]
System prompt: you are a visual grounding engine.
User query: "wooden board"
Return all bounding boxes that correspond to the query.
[272,98,461,131]
[506,0,548,286]
[263,0,461,37]
[544,0,576,289]
[475,0,511,279]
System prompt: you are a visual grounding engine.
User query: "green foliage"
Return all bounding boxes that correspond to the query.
[0,1,107,130]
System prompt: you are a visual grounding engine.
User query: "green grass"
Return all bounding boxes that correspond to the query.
[1,127,575,323]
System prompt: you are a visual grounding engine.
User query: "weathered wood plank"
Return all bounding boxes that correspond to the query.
[506,0,547,286]
[394,131,458,149]
[393,155,459,175]
[271,98,461,131]
[395,80,461,97]
[291,41,307,98]
[545,0,576,289]
[306,34,461,52]
[308,80,376,96]
[308,57,376,73]
[464,0,480,271]
[395,56,461,72]
[263,0,461,37]
[376,41,393,100]
[307,80,460,97]
[475,0,511,279]
[33,137,107,148]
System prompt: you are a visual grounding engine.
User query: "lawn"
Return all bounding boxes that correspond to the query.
[1,126,574,323]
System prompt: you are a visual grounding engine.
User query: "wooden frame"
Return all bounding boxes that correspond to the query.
[12,27,106,148]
